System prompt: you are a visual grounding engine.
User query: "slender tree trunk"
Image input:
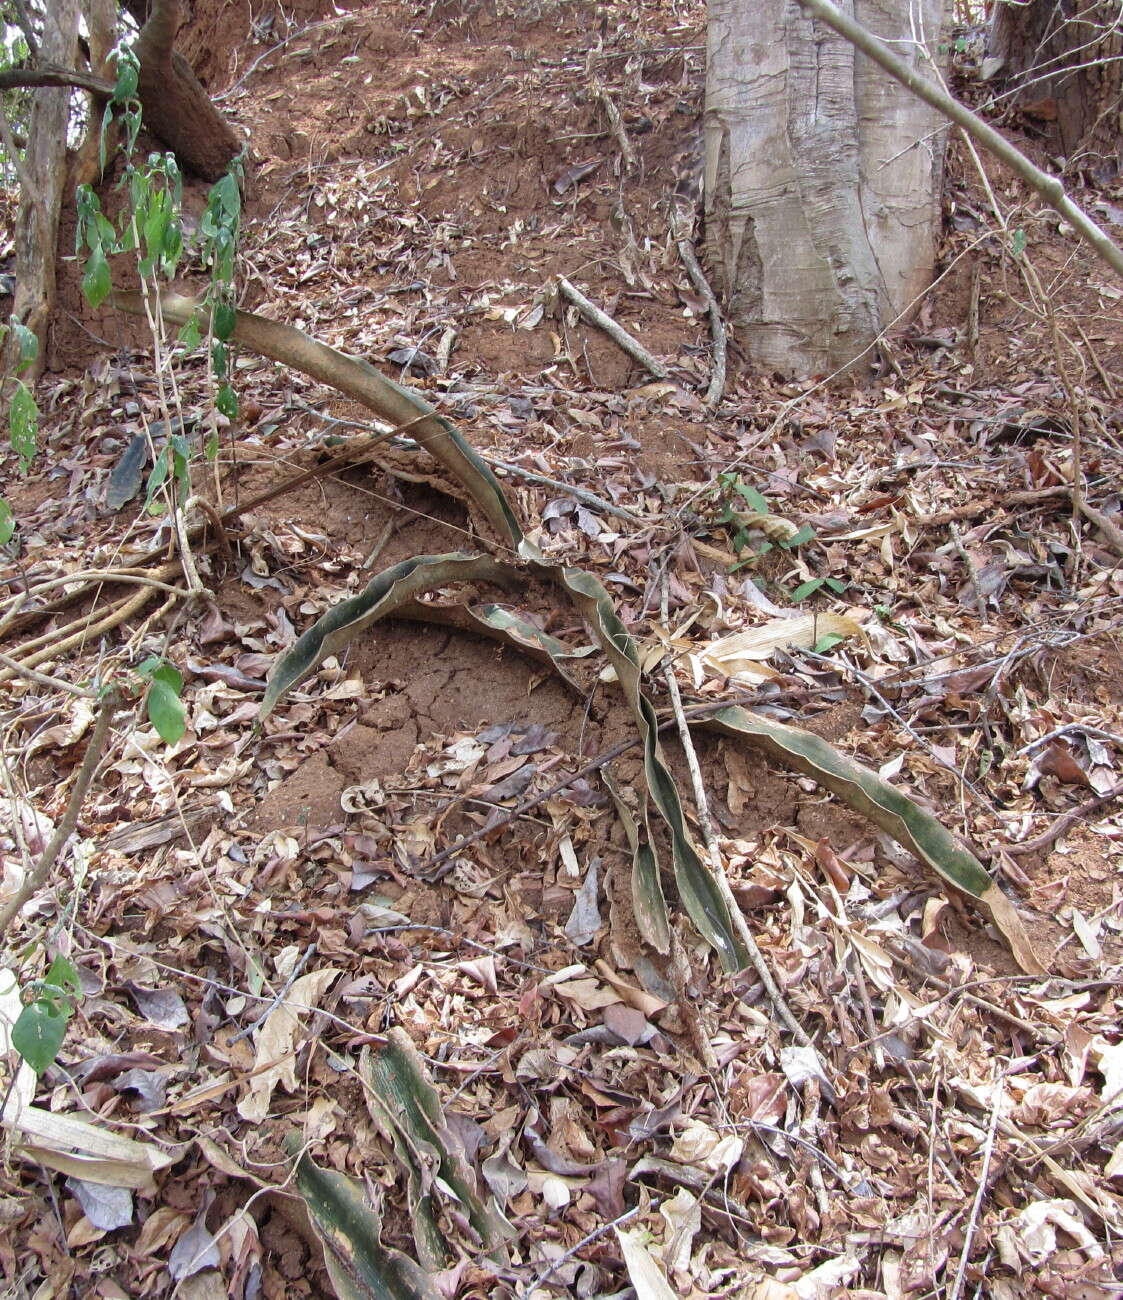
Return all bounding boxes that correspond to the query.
[705,0,947,378]
[989,0,1123,172]
[8,0,82,380]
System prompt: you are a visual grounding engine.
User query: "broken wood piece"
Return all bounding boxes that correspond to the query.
[592,81,637,172]
[557,276,668,380]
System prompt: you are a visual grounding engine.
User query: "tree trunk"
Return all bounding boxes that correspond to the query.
[134,0,241,182]
[74,0,121,191]
[705,0,947,378]
[8,0,82,380]
[988,0,1123,172]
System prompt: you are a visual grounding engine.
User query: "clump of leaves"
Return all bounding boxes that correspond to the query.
[710,471,843,607]
[75,42,244,501]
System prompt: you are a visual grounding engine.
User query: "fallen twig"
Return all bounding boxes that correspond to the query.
[0,651,98,698]
[0,586,168,686]
[660,580,815,1049]
[557,276,669,380]
[592,81,637,172]
[1005,780,1123,858]
[0,689,118,938]
[675,226,727,407]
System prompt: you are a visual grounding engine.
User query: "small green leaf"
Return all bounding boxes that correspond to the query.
[9,320,38,372]
[812,632,844,653]
[823,576,847,594]
[10,381,38,467]
[81,243,112,309]
[0,498,14,546]
[215,383,239,418]
[146,446,169,502]
[43,955,82,998]
[143,196,170,266]
[12,998,69,1074]
[112,49,139,102]
[135,655,162,679]
[211,340,228,379]
[204,432,220,460]
[212,301,236,341]
[734,483,769,512]
[1011,228,1027,257]
[782,524,816,549]
[178,313,202,350]
[789,577,825,602]
[151,661,184,694]
[147,677,186,745]
[209,171,241,222]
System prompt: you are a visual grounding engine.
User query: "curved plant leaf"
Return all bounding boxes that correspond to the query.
[392,598,595,692]
[702,705,1046,975]
[553,565,748,973]
[360,1029,512,1268]
[260,554,519,719]
[114,291,526,547]
[285,1136,442,1300]
[603,770,671,955]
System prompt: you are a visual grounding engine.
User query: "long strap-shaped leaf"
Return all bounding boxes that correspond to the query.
[122,293,1038,975]
[550,565,748,972]
[360,1030,512,1264]
[284,1135,443,1300]
[702,706,1046,975]
[114,291,526,547]
[260,554,519,718]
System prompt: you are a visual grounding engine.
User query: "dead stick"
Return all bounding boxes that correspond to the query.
[661,581,814,1047]
[557,277,669,380]
[0,689,118,938]
[675,227,727,408]
[0,587,162,686]
[416,692,774,875]
[592,81,637,172]
[1006,781,1123,857]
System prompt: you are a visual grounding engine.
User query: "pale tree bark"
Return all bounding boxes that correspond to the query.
[8,0,82,380]
[705,0,947,378]
[74,0,121,191]
[989,0,1123,171]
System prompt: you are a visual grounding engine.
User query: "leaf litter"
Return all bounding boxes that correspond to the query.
[2,0,1123,1295]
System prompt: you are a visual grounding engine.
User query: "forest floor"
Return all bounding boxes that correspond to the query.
[2,0,1123,1296]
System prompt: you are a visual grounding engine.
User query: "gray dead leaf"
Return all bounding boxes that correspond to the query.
[779,1044,836,1104]
[113,1067,168,1112]
[481,1138,527,1203]
[553,158,602,193]
[387,346,437,376]
[177,1270,227,1300]
[105,433,148,510]
[124,981,190,1030]
[168,1214,221,1281]
[602,1002,651,1047]
[564,858,601,946]
[66,1177,134,1231]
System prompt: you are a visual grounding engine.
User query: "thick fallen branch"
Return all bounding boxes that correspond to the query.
[0,64,113,95]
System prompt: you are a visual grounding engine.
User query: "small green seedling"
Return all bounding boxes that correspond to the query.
[136,656,187,745]
[12,955,82,1075]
